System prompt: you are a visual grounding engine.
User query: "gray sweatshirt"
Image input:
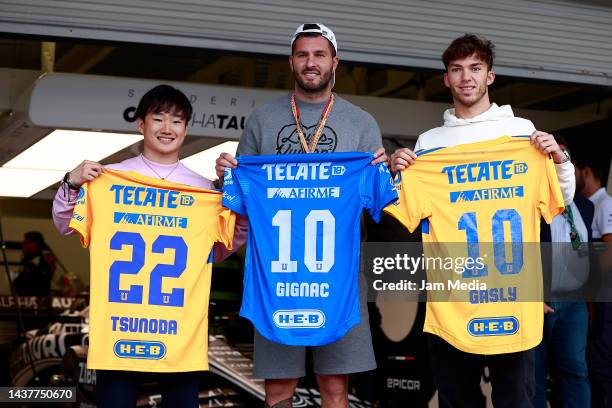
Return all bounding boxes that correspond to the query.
[237,93,382,156]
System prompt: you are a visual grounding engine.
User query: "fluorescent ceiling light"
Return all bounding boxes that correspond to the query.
[182,141,238,181]
[3,129,143,171]
[0,168,65,197]
[1,129,142,197]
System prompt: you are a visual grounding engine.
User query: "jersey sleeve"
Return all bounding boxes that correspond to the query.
[68,184,93,248]
[538,156,565,224]
[222,167,247,216]
[360,163,398,222]
[215,207,237,250]
[383,169,431,233]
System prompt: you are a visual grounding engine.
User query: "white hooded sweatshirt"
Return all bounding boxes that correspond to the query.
[414,103,575,204]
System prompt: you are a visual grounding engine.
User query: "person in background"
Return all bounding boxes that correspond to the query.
[535,140,593,408]
[13,231,56,297]
[574,155,612,407]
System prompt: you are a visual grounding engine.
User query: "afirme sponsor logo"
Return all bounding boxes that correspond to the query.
[113,212,188,229]
[442,160,528,185]
[467,316,519,337]
[262,162,345,181]
[114,340,166,360]
[449,186,524,203]
[110,185,194,208]
[273,310,325,328]
[267,187,340,199]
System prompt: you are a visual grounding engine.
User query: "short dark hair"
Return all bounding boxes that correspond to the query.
[135,84,193,123]
[291,33,337,57]
[442,34,495,71]
[574,154,608,182]
[24,231,48,251]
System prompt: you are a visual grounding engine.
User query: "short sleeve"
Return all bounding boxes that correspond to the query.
[68,184,93,247]
[356,112,383,153]
[595,195,612,237]
[383,168,431,233]
[236,114,261,156]
[538,156,565,224]
[216,207,237,250]
[222,167,247,216]
[360,163,398,222]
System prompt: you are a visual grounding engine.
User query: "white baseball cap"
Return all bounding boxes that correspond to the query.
[291,23,338,54]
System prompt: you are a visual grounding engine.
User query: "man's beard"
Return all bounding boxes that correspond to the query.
[451,84,487,108]
[294,69,333,94]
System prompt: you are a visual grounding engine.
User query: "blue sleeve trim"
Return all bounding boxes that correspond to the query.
[416,147,445,157]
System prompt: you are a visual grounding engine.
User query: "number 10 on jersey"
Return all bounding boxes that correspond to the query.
[271,210,335,273]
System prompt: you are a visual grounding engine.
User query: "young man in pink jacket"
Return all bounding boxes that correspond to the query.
[52,84,247,407]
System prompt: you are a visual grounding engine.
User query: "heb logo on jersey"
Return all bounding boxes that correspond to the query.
[442,160,528,185]
[467,316,519,337]
[110,185,194,209]
[114,340,166,360]
[273,310,325,328]
[262,162,345,181]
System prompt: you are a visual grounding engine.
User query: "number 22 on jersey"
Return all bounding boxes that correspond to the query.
[108,231,188,307]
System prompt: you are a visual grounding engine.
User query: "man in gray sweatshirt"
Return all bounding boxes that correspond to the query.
[215,23,386,408]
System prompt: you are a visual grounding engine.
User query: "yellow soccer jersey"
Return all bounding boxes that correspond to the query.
[70,169,235,372]
[385,136,564,354]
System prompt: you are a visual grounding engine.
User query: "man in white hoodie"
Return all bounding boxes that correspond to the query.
[390,34,576,407]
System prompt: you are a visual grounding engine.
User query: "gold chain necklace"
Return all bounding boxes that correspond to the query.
[140,154,180,180]
[290,93,335,153]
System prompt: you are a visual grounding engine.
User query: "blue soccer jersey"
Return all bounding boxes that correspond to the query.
[223,152,397,346]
